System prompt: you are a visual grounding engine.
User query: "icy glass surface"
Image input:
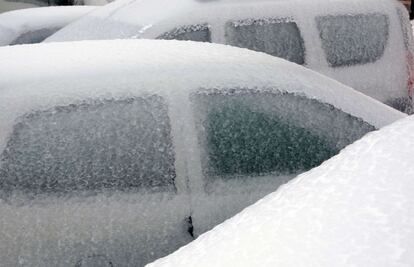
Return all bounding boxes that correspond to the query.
[191,88,375,180]
[225,18,305,65]
[157,24,211,42]
[316,13,389,67]
[11,27,60,45]
[0,96,176,196]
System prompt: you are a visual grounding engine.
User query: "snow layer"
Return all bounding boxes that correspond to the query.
[149,114,414,267]
[0,6,96,45]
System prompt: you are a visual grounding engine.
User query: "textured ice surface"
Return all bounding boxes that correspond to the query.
[0,6,96,46]
[0,40,406,266]
[316,13,389,67]
[225,18,305,64]
[44,0,412,110]
[149,115,414,267]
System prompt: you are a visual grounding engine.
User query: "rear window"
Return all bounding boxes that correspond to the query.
[0,96,176,196]
[191,88,374,180]
[157,24,211,42]
[316,14,389,67]
[225,18,305,65]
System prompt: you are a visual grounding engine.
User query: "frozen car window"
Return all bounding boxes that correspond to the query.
[225,18,305,65]
[0,96,176,195]
[157,24,211,42]
[316,14,389,67]
[11,27,60,45]
[191,89,374,180]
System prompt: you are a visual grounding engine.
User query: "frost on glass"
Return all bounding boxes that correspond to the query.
[0,96,176,196]
[11,27,61,45]
[157,24,211,42]
[225,18,305,65]
[191,88,375,180]
[316,13,389,67]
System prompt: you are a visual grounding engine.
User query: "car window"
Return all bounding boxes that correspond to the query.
[225,18,305,65]
[191,88,374,181]
[11,27,60,45]
[157,24,211,42]
[0,96,176,196]
[316,13,389,67]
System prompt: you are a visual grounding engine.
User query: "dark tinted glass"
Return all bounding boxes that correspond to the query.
[0,96,176,195]
[225,18,305,64]
[158,24,211,42]
[316,14,389,67]
[11,27,60,45]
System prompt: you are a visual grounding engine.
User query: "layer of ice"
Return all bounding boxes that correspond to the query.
[149,114,414,267]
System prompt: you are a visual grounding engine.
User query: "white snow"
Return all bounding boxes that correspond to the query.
[149,114,414,267]
[0,6,97,45]
[44,0,412,110]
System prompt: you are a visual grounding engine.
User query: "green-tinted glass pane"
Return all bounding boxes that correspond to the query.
[207,104,338,176]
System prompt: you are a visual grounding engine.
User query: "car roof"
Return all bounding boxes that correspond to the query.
[45,0,401,42]
[0,6,97,46]
[0,39,404,151]
[148,114,414,267]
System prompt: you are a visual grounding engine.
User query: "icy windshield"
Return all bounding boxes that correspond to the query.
[157,24,211,42]
[225,18,305,65]
[191,89,375,180]
[316,13,389,67]
[0,96,176,196]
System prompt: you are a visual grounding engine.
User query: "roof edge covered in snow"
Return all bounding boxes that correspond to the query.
[0,39,405,150]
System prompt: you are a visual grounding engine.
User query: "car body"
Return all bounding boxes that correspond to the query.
[45,0,414,112]
[149,115,414,267]
[0,6,96,46]
[0,40,405,266]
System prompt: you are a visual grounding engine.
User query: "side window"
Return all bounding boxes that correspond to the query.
[225,18,305,65]
[191,89,374,180]
[157,24,211,42]
[316,14,389,67]
[0,96,176,195]
[11,27,61,45]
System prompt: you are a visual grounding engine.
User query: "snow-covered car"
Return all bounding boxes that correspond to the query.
[149,115,414,267]
[0,6,97,46]
[0,40,405,267]
[45,0,414,113]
